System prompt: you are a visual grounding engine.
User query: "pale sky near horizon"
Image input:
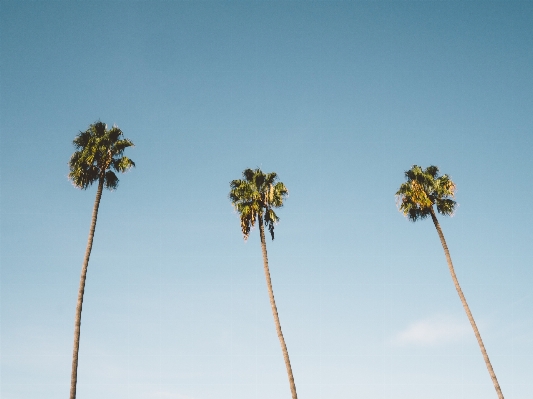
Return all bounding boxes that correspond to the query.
[1,1,532,399]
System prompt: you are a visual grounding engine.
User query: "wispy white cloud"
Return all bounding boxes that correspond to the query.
[392,315,470,346]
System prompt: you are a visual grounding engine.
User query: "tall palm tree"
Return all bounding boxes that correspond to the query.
[396,165,504,399]
[229,168,297,399]
[68,121,135,399]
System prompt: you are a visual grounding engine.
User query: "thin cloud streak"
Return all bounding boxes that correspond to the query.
[392,315,470,346]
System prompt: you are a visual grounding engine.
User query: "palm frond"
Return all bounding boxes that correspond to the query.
[107,126,123,142]
[238,202,259,240]
[104,170,119,190]
[271,182,288,207]
[73,130,92,150]
[111,139,134,156]
[89,121,107,138]
[436,198,457,216]
[254,171,266,190]
[425,165,439,179]
[243,169,255,182]
[264,172,278,185]
[264,208,279,239]
[111,156,135,173]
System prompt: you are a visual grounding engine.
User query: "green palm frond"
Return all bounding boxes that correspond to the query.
[242,168,255,182]
[72,130,92,150]
[395,165,457,221]
[69,121,135,190]
[229,168,288,240]
[111,139,135,156]
[271,182,288,207]
[111,156,135,173]
[107,125,122,142]
[264,208,279,239]
[104,170,119,190]
[93,121,107,137]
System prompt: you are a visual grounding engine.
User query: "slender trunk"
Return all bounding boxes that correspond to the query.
[70,177,104,399]
[430,207,504,399]
[258,215,298,399]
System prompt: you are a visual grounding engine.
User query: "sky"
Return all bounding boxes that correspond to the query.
[0,1,532,398]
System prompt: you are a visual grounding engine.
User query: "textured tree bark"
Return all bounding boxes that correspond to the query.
[258,215,298,399]
[430,207,504,399]
[70,177,104,399]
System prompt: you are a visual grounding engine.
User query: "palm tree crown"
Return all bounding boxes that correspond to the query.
[395,165,456,221]
[229,168,288,240]
[69,121,135,190]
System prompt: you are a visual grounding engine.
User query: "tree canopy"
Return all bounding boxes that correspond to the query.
[68,121,135,190]
[395,165,456,222]
[229,168,288,240]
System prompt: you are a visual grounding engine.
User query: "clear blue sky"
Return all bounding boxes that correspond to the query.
[1,1,532,398]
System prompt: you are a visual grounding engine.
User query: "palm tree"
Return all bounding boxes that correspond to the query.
[68,121,135,399]
[395,165,504,399]
[229,168,297,399]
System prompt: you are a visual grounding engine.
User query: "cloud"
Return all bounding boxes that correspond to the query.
[392,315,470,346]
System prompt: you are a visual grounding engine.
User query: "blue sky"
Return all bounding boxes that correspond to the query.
[1,1,532,398]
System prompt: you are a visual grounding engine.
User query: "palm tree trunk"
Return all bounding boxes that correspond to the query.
[258,215,298,399]
[70,177,104,399]
[430,208,504,399]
